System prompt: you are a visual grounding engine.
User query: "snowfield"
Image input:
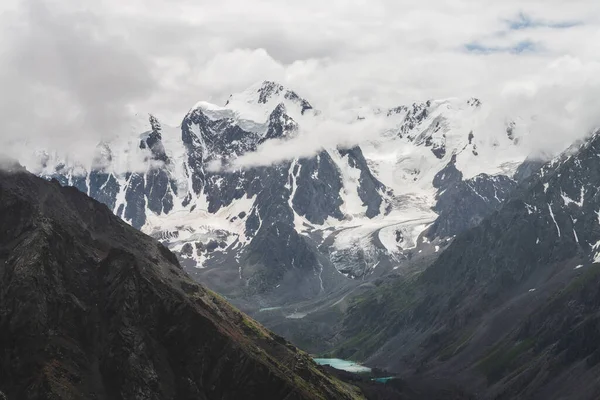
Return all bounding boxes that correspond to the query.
[24,81,534,281]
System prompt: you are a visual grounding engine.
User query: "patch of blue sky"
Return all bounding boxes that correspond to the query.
[506,12,581,30]
[464,40,538,54]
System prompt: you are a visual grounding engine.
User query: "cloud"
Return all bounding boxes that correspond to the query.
[499,55,600,154]
[1,0,600,171]
[0,0,159,165]
[210,116,388,171]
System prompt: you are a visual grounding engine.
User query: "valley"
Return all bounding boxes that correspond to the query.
[17,80,600,398]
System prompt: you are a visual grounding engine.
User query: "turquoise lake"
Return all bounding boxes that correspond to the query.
[313,358,372,373]
[372,377,395,383]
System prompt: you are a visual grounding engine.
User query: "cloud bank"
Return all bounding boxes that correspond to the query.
[207,116,388,172]
[1,0,600,169]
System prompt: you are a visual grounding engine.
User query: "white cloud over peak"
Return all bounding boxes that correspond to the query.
[1,0,600,167]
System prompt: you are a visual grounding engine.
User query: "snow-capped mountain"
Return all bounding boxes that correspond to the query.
[27,81,534,310]
[334,127,600,399]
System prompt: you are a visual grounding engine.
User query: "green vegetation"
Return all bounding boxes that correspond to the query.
[241,316,272,339]
[561,263,600,296]
[331,276,420,360]
[438,327,476,361]
[477,338,535,382]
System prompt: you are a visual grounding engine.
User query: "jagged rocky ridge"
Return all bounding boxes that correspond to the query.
[428,156,517,239]
[0,164,363,400]
[334,130,600,399]
[31,81,529,314]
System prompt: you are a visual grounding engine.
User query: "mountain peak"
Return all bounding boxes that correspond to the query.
[467,97,482,107]
[256,80,286,104]
[148,113,162,134]
[264,103,299,140]
[223,80,315,122]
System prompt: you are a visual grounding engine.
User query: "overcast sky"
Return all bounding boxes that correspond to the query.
[1,0,599,159]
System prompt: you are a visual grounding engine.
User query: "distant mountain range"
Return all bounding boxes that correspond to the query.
[26,81,535,314]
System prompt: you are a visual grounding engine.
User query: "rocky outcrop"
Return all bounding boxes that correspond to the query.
[428,173,517,239]
[338,147,387,218]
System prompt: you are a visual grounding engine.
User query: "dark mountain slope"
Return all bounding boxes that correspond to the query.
[334,131,600,399]
[0,164,363,400]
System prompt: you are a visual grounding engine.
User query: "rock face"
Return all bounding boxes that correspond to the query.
[335,130,600,399]
[0,165,363,400]
[428,173,517,239]
[25,81,534,319]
